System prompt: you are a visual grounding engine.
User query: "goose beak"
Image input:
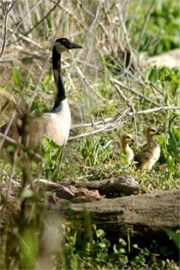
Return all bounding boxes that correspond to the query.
[68,41,82,49]
[131,138,135,145]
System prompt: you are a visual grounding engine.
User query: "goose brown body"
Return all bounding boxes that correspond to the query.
[0,38,82,161]
[24,99,71,151]
[134,127,160,170]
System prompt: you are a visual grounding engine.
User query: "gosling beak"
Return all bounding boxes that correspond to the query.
[156,131,160,135]
[130,138,135,145]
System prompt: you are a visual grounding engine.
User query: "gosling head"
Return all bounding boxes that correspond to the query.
[122,134,135,147]
[54,37,82,53]
[146,127,160,141]
[122,134,134,163]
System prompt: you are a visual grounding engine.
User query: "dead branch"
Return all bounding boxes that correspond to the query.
[111,78,160,106]
[69,106,180,140]
[63,175,139,195]
[0,0,16,58]
[64,189,179,238]
[34,175,139,202]
[137,0,156,50]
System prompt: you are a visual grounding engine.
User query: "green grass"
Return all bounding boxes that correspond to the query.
[0,0,180,269]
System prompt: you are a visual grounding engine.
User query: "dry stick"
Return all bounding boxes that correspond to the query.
[81,5,115,54]
[6,137,21,199]
[111,78,160,107]
[24,0,33,37]
[0,0,17,58]
[112,81,138,147]
[69,124,116,141]
[16,0,61,42]
[6,0,42,44]
[137,0,156,50]
[127,0,143,34]
[71,105,180,133]
[6,27,44,49]
[132,106,180,115]
[68,1,102,76]
[71,107,128,129]
[0,132,42,161]
[69,109,129,141]
[50,143,66,181]
[0,111,16,151]
[117,4,137,75]
[28,50,51,108]
[75,66,106,103]
[56,2,85,28]
[127,70,163,97]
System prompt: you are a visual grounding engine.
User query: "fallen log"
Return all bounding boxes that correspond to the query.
[64,189,179,238]
[67,175,139,195]
[34,175,139,202]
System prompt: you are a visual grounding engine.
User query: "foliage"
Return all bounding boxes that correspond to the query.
[134,0,180,55]
[0,0,180,269]
[56,224,179,270]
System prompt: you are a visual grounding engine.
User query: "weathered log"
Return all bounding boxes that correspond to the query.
[64,189,179,238]
[68,175,139,195]
[34,175,139,201]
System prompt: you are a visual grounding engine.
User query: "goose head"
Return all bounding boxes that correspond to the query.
[54,37,82,53]
[122,134,135,163]
[146,127,160,142]
[122,134,135,147]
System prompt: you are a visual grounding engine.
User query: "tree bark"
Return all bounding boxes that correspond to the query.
[35,175,139,202]
[64,189,179,238]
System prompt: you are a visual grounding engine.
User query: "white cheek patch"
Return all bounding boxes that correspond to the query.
[55,42,68,53]
[53,69,59,84]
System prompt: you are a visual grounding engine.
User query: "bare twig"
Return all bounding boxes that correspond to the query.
[7,136,20,199]
[137,0,156,50]
[71,105,180,133]
[0,0,16,58]
[6,0,42,45]
[69,108,128,140]
[117,4,139,74]
[0,111,16,150]
[55,1,85,29]
[18,0,61,40]
[112,80,138,146]
[68,0,102,76]
[34,178,75,198]
[0,132,42,160]
[75,66,106,103]
[7,27,44,49]
[111,78,160,107]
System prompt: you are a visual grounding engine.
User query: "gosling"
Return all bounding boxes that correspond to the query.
[134,127,160,170]
[122,134,135,163]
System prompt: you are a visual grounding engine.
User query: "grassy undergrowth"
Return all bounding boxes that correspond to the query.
[0,0,180,269]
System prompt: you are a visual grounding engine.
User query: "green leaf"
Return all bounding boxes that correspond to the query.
[165,229,180,249]
[12,66,22,86]
[172,127,180,144]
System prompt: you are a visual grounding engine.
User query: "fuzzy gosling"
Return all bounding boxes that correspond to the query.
[134,127,160,170]
[122,134,135,163]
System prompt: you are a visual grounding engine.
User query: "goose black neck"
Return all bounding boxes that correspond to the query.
[52,47,66,112]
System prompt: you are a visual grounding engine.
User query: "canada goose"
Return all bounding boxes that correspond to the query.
[121,134,135,163]
[134,127,160,170]
[0,38,82,161]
